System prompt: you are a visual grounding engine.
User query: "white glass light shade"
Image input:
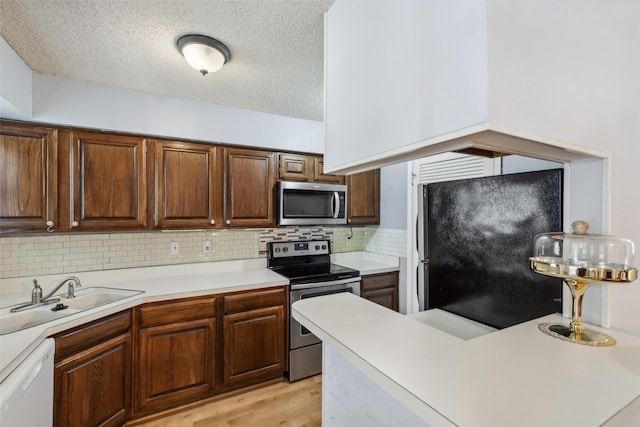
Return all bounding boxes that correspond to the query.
[181,43,225,74]
[177,34,230,76]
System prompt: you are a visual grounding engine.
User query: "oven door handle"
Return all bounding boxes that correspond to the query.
[290,277,361,290]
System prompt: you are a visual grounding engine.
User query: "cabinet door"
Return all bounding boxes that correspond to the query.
[361,272,399,311]
[153,140,219,228]
[313,156,345,184]
[347,169,380,225]
[0,122,57,233]
[64,131,148,231]
[54,333,132,427]
[223,148,275,227]
[223,305,285,387]
[278,153,311,181]
[362,287,398,312]
[136,318,216,413]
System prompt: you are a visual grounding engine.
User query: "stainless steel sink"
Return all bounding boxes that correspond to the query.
[0,287,143,335]
[64,287,143,311]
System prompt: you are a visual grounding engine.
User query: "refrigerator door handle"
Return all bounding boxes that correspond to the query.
[417,265,422,311]
[416,184,427,311]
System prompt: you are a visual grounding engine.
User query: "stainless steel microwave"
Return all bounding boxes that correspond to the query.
[277,181,347,226]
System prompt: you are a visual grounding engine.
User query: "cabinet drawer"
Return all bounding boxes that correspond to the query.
[223,287,285,315]
[361,272,399,291]
[137,297,216,328]
[54,310,131,361]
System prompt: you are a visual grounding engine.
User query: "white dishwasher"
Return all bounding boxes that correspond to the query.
[0,338,55,427]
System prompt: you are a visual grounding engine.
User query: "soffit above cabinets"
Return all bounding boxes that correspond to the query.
[324,0,630,174]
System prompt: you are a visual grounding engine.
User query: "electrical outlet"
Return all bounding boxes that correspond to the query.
[203,240,212,255]
[170,241,180,255]
[345,235,352,245]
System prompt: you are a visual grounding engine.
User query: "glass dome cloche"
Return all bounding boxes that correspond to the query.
[530,220,637,346]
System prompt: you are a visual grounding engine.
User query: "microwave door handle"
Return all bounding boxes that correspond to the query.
[333,192,340,218]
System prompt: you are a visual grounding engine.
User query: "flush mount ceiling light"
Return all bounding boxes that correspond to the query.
[177,34,231,76]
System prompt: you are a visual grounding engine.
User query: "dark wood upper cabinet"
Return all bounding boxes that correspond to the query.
[278,153,311,181]
[0,122,57,233]
[60,130,148,231]
[347,169,380,225]
[152,140,220,229]
[312,156,345,184]
[2,120,380,233]
[223,147,276,228]
[277,153,345,185]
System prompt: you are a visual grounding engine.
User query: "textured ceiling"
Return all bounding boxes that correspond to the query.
[0,0,334,121]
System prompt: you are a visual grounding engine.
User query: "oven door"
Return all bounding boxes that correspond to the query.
[290,278,360,349]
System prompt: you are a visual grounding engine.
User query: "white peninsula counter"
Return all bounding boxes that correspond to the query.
[292,293,640,427]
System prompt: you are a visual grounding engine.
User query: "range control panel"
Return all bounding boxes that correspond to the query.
[269,240,330,258]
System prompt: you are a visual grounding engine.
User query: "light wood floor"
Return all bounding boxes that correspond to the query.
[132,375,322,427]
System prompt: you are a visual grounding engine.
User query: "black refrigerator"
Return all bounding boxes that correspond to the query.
[417,169,564,329]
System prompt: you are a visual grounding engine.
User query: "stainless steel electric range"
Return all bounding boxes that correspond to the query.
[267,239,360,382]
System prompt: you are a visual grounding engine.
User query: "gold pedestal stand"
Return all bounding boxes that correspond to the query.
[531,259,637,347]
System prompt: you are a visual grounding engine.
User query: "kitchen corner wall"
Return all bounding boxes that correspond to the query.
[0,226,406,280]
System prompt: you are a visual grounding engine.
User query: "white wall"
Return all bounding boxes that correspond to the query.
[30,74,324,152]
[501,156,562,175]
[0,36,324,153]
[487,1,640,331]
[324,0,488,171]
[380,163,408,230]
[0,37,32,119]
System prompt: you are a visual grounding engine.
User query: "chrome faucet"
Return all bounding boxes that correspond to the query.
[42,276,81,301]
[10,276,82,313]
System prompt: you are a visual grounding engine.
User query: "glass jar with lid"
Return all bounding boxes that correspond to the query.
[530,221,637,346]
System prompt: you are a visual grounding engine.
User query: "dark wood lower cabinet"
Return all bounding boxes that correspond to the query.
[223,305,285,386]
[136,318,216,413]
[53,311,132,427]
[133,296,217,416]
[222,287,287,388]
[130,287,286,419]
[361,272,400,312]
[52,287,287,425]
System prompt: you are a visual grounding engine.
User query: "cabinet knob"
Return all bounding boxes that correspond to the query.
[348,219,352,223]
[210,219,216,225]
[226,220,231,225]
[46,221,55,232]
[71,221,79,227]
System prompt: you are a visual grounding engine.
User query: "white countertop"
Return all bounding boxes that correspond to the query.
[293,293,640,427]
[331,251,400,275]
[0,252,399,382]
[0,259,288,383]
[0,250,398,384]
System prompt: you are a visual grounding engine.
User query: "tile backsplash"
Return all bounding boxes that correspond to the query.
[363,228,407,258]
[1,226,406,279]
